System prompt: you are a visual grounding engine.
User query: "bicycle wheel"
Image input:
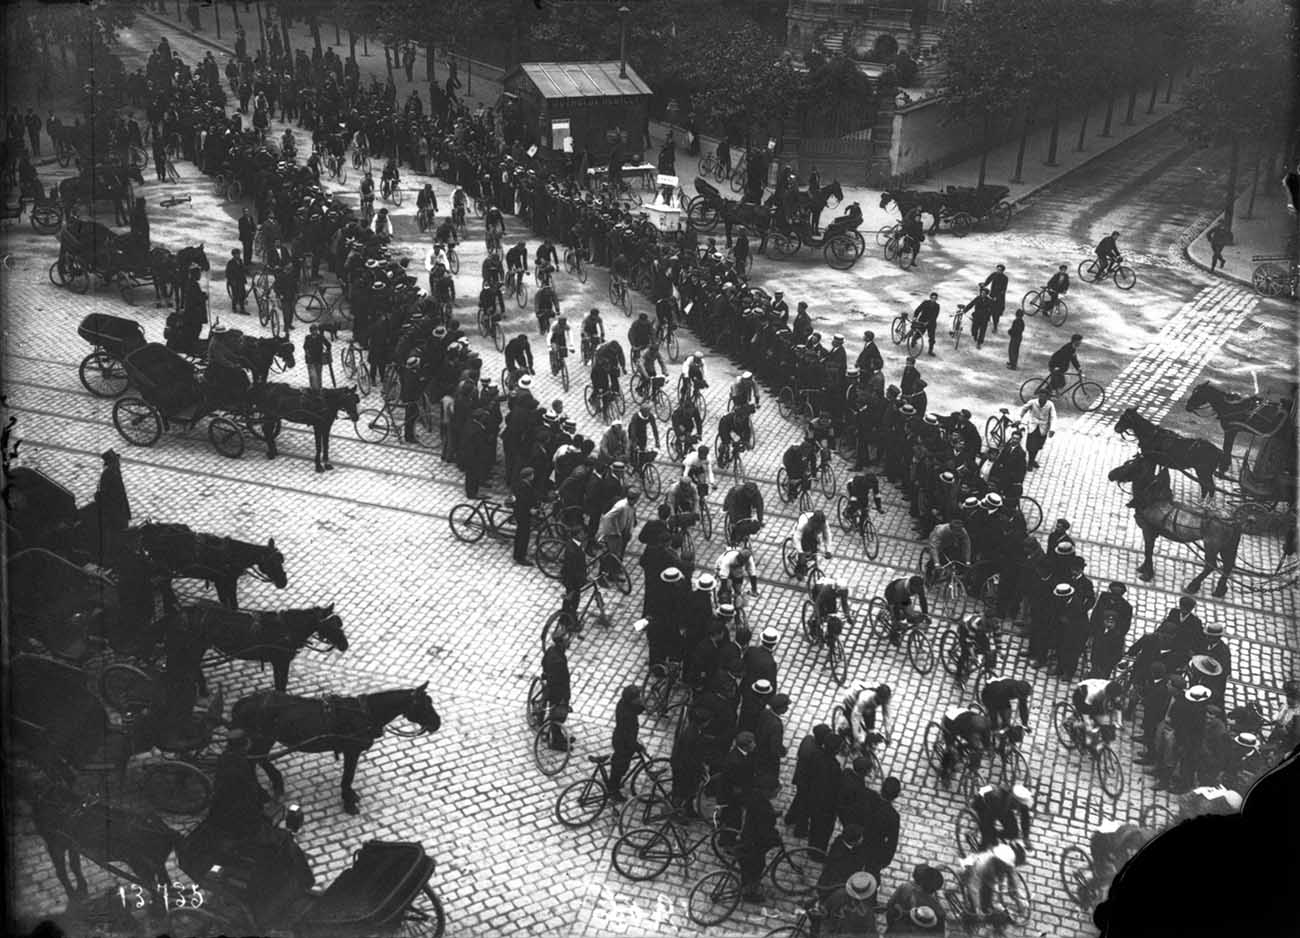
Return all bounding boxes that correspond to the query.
[1113,265,1136,290]
[354,408,391,443]
[525,676,544,729]
[906,331,926,358]
[952,313,963,350]
[100,663,155,712]
[1047,298,1068,327]
[392,186,404,206]
[140,761,213,816]
[780,537,798,577]
[611,827,675,881]
[954,807,982,857]
[923,720,947,778]
[1020,290,1041,315]
[583,385,598,417]
[828,632,848,685]
[1019,495,1043,534]
[1072,381,1106,412]
[688,870,742,927]
[640,462,662,499]
[1019,376,1050,403]
[604,555,633,595]
[1059,845,1096,911]
[1002,868,1032,924]
[166,161,180,183]
[1000,748,1034,788]
[938,628,962,678]
[534,534,565,579]
[817,462,837,498]
[800,601,820,644]
[541,609,577,652]
[294,293,324,324]
[906,628,935,675]
[770,846,825,896]
[448,503,487,543]
[608,279,622,306]
[1051,702,1077,749]
[516,282,529,309]
[1077,258,1101,282]
[555,777,607,828]
[984,415,1006,449]
[867,597,891,642]
[1097,746,1124,798]
[533,722,572,776]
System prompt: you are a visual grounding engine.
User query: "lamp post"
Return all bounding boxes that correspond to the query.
[618,6,630,78]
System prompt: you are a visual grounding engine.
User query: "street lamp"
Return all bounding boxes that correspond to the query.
[618,6,630,79]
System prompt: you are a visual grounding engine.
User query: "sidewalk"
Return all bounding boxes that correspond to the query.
[147,4,1185,227]
[1185,181,1300,290]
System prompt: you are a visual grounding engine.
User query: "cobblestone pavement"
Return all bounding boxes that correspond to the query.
[3,16,1297,938]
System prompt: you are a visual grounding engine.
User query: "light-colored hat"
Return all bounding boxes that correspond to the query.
[717,603,736,618]
[1234,732,1259,749]
[1054,541,1075,555]
[1185,685,1213,703]
[992,844,1016,866]
[695,573,717,590]
[1189,655,1224,678]
[900,404,916,416]
[962,496,980,509]
[660,567,683,583]
[517,376,533,390]
[1053,583,1074,598]
[845,871,878,900]
[923,413,939,425]
[982,492,1004,509]
[939,471,955,483]
[752,678,774,696]
[910,906,939,928]
[761,627,779,646]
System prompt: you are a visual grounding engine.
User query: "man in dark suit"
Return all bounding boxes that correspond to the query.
[981,264,1009,331]
[540,628,572,749]
[511,467,539,565]
[857,331,883,377]
[913,293,940,355]
[238,208,257,266]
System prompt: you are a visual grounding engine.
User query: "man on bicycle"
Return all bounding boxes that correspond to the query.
[958,842,1026,924]
[793,508,833,580]
[482,250,504,290]
[883,575,928,644]
[633,343,666,401]
[628,403,659,470]
[729,371,761,413]
[900,209,925,268]
[683,444,714,500]
[1043,263,1070,314]
[1071,677,1126,752]
[479,280,506,325]
[927,517,972,577]
[503,332,534,385]
[416,183,438,229]
[1094,231,1121,277]
[535,279,559,335]
[451,185,468,227]
[846,471,884,520]
[380,158,400,198]
[782,438,816,503]
[970,782,1034,850]
[547,316,570,375]
[628,311,654,360]
[981,677,1032,734]
[581,307,605,363]
[681,350,708,396]
[715,546,758,610]
[807,577,853,645]
[954,614,998,687]
[1047,333,1084,391]
[434,214,458,251]
[599,420,630,464]
[359,169,375,215]
[833,681,892,755]
[939,704,991,783]
[611,250,631,296]
[484,203,506,244]
[535,238,558,283]
[723,481,764,545]
[505,240,529,286]
[539,628,572,751]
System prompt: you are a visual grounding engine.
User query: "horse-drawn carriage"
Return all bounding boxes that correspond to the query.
[880,184,1013,236]
[79,313,148,398]
[52,220,155,302]
[685,178,773,237]
[112,342,254,458]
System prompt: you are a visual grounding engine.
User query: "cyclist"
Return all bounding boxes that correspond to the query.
[681,350,708,398]
[845,470,884,522]
[580,307,605,363]
[484,203,506,246]
[478,279,506,326]
[505,240,529,291]
[807,577,853,645]
[535,278,558,335]
[351,127,370,162]
[1094,231,1121,277]
[482,250,504,290]
[715,546,758,610]
[434,214,458,251]
[723,481,765,545]
[669,474,699,518]
[416,183,438,230]
[1047,333,1084,392]
[380,158,400,199]
[535,238,558,284]
[793,508,833,580]
[371,206,394,238]
[958,842,1026,924]
[451,185,468,229]
[628,403,660,470]
[900,208,925,268]
[280,127,297,159]
[633,342,666,401]
[1070,677,1126,752]
[628,311,654,360]
[1089,819,1150,890]
[938,704,991,783]
[503,333,534,386]
[980,676,1032,734]
[547,316,570,376]
[953,614,998,687]
[599,420,629,464]
[1042,263,1069,315]
[833,681,892,754]
[683,444,715,500]
[729,370,761,410]
[359,169,375,217]
[670,394,704,451]
[970,782,1034,850]
[430,263,455,314]
[611,250,631,298]
[716,405,754,467]
[782,438,815,503]
[883,575,928,644]
[654,295,678,343]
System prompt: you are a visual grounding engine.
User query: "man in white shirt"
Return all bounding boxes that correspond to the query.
[1018,389,1056,470]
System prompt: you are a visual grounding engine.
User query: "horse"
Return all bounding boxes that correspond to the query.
[115,522,288,610]
[1108,452,1243,597]
[163,602,348,695]
[879,188,945,233]
[149,243,210,310]
[235,333,296,384]
[1186,380,1297,475]
[230,683,442,814]
[252,384,361,472]
[31,784,177,902]
[1114,406,1223,499]
[58,164,144,225]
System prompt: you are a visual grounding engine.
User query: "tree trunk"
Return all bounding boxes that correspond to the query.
[310,18,322,54]
[231,0,240,28]
[1244,146,1263,219]
[1164,70,1174,103]
[1044,104,1061,166]
[278,2,292,55]
[1146,74,1159,114]
[334,21,340,45]
[976,111,991,189]
[1075,100,1091,151]
[1123,86,1137,125]
[1221,136,1240,232]
[1010,109,1032,184]
[1100,95,1115,136]
[425,42,435,82]
[349,31,357,60]
[214,2,221,39]
[362,32,368,56]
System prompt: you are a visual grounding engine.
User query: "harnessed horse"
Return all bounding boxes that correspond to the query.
[251,384,361,471]
[1114,406,1223,499]
[115,522,288,610]
[879,188,945,233]
[230,683,441,814]
[1185,380,1297,475]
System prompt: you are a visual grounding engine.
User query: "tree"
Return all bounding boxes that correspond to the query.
[5,0,139,84]
[1178,0,1295,232]
[799,55,875,136]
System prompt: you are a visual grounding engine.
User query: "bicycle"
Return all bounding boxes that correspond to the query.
[1058,843,1104,915]
[983,408,1022,449]
[525,676,574,777]
[451,204,468,239]
[1020,286,1069,327]
[776,385,820,422]
[1078,255,1136,290]
[643,658,690,719]
[612,808,738,881]
[486,227,504,256]
[293,281,346,327]
[938,623,1000,697]
[776,471,813,513]
[539,551,632,651]
[1017,369,1105,412]
[548,345,571,392]
[630,373,672,422]
[687,837,825,926]
[608,275,631,314]
[505,267,529,308]
[834,494,881,560]
[584,383,626,422]
[890,310,927,357]
[677,380,708,420]
[866,600,935,674]
[800,605,851,685]
[780,541,825,587]
[159,153,181,184]
[950,305,966,350]
[339,340,372,396]
[325,152,347,183]
[353,380,442,448]
[923,719,988,799]
[416,205,436,232]
[655,317,681,362]
[918,550,972,616]
[1051,700,1124,798]
[564,245,588,283]
[626,447,662,501]
[941,860,1032,935]
[714,434,750,482]
[476,305,506,352]
[159,194,191,208]
[554,750,672,827]
[884,232,918,269]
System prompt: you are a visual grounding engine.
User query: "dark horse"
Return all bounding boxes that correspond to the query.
[230,683,441,814]
[1108,452,1243,596]
[1186,380,1297,475]
[771,179,843,232]
[880,188,945,233]
[235,333,296,383]
[58,163,145,225]
[164,602,349,694]
[252,384,361,472]
[150,243,211,311]
[1114,406,1223,499]
[115,522,288,610]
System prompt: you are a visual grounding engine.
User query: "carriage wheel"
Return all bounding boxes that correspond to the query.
[1252,262,1289,296]
[30,203,62,235]
[244,412,282,443]
[395,884,446,938]
[79,350,130,397]
[950,213,974,236]
[988,202,1012,231]
[141,760,213,815]
[824,235,857,270]
[113,397,163,447]
[70,265,91,294]
[768,231,798,258]
[100,662,155,712]
[208,417,245,459]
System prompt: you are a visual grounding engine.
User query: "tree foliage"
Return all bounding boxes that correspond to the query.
[3,0,139,78]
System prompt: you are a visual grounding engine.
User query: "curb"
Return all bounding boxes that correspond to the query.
[1180,208,1262,291]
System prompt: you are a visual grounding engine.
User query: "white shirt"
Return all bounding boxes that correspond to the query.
[683,451,714,487]
[1019,398,1056,434]
[597,498,637,541]
[794,511,834,555]
[715,549,755,582]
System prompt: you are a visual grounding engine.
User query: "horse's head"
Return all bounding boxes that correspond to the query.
[403,681,441,734]
[827,179,844,206]
[188,244,211,272]
[275,336,296,370]
[314,603,348,652]
[258,538,288,589]
[1108,452,1151,484]
[337,386,361,422]
[1114,407,1140,438]
[879,191,892,210]
[1186,381,1214,415]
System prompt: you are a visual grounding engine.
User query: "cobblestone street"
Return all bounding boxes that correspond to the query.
[3,10,1297,938]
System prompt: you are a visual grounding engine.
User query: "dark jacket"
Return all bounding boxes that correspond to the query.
[611,696,643,756]
[857,341,883,375]
[541,643,570,704]
[741,646,777,689]
[837,768,870,829]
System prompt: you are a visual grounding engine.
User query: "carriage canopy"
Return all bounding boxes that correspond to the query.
[123,343,203,413]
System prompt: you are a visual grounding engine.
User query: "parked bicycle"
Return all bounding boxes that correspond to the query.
[554,751,671,827]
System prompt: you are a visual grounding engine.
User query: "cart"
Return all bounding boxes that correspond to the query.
[78,313,148,398]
